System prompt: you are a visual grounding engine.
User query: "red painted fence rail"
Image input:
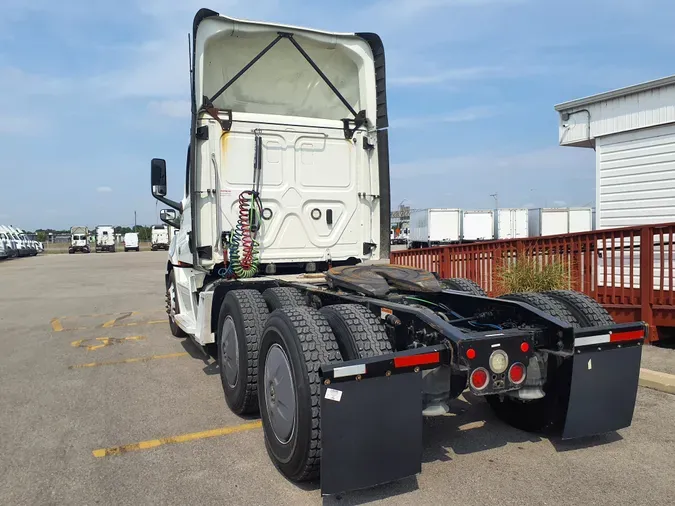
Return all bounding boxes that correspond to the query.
[391,222,675,342]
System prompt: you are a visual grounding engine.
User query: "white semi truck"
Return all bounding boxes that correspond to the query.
[69,226,90,254]
[95,226,116,253]
[151,225,170,251]
[149,9,646,496]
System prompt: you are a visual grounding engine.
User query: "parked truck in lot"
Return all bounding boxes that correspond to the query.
[409,208,462,248]
[95,226,116,253]
[69,226,90,254]
[462,209,495,242]
[149,9,646,496]
[151,225,170,251]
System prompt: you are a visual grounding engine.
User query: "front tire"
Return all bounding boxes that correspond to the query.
[217,290,269,415]
[258,307,342,482]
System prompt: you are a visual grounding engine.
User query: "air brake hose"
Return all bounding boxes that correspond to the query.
[226,190,261,279]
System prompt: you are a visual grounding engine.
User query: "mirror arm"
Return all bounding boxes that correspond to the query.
[160,217,180,229]
[153,194,182,211]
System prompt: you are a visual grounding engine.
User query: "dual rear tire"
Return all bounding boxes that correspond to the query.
[487,290,614,433]
[216,287,391,482]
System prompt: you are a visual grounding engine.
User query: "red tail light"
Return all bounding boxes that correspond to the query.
[470,368,489,390]
[509,363,526,385]
[520,342,530,353]
[466,348,476,360]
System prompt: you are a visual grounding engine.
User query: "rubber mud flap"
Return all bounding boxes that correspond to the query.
[320,372,423,495]
[563,344,642,439]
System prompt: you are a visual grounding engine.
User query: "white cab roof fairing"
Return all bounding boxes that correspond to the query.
[192,11,380,126]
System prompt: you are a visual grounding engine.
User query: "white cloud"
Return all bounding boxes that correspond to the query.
[390,64,551,87]
[148,99,191,118]
[390,106,501,128]
[96,186,113,193]
[553,200,568,206]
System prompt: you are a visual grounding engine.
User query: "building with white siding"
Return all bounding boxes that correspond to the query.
[556,75,675,229]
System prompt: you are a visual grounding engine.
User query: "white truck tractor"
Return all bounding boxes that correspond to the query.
[151,225,170,251]
[150,9,646,496]
[69,226,90,254]
[5,226,33,257]
[95,226,116,253]
[0,226,18,258]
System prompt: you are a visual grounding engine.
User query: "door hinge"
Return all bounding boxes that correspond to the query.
[343,110,367,140]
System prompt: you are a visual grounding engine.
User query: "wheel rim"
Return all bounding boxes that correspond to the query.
[168,284,178,319]
[221,316,239,388]
[264,343,296,444]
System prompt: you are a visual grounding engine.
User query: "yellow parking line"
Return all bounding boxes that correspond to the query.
[68,352,188,369]
[92,421,262,457]
[101,319,117,328]
[53,320,166,333]
[51,319,63,332]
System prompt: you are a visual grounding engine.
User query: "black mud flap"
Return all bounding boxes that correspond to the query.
[320,372,423,496]
[563,344,642,439]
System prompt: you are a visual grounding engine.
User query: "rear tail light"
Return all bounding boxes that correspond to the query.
[466,348,476,360]
[520,341,530,353]
[470,367,489,390]
[508,363,526,385]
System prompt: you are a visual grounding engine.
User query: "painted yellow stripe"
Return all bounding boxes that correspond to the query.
[101,319,117,328]
[92,421,262,457]
[69,352,188,369]
[53,320,166,333]
[51,319,63,332]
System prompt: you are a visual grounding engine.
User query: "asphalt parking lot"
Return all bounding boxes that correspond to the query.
[1,252,674,505]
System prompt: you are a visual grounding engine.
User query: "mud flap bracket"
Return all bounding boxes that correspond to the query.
[563,343,642,439]
[320,372,423,495]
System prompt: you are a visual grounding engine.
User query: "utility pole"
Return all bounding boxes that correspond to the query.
[490,193,499,210]
[134,211,137,232]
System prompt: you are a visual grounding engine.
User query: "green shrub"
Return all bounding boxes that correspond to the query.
[496,256,571,294]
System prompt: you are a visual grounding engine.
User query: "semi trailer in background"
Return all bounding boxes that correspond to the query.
[528,207,593,237]
[409,208,461,248]
[462,209,495,241]
[495,208,529,240]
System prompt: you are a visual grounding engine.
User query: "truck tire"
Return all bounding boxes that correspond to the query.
[258,307,342,482]
[166,271,187,338]
[320,304,393,360]
[441,278,487,296]
[487,291,579,433]
[217,289,269,415]
[262,287,306,311]
[544,290,614,327]
[498,292,580,328]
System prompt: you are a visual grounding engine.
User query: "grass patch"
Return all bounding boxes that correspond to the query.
[496,256,571,295]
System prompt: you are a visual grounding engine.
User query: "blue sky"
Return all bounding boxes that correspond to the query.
[1,0,674,230]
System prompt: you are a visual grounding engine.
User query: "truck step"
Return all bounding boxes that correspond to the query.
[174,314,197,335]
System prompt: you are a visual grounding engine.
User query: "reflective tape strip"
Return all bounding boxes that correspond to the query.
[574,334,610,347]
[332,364,367,378]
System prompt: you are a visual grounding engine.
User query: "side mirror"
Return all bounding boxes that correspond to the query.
[151,158,167,197]
[160,209,180,229]
[150,158,181,210]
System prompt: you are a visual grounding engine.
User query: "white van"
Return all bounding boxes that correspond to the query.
[124,232,140,252]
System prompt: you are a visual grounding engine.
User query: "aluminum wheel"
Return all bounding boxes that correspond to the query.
[264,343,296,444]
[221,316,239,388]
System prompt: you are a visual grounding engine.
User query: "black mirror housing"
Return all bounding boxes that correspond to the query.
[151,158,167,197]
[150,158,181,211]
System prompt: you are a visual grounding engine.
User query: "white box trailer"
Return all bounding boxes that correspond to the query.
[409,208,461,247]
[528,208,593,237]
[462,210,495,242]
[495,208,529,240]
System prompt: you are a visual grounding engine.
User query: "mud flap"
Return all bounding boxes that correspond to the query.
[563,344,642,439]
[320,372,423,496]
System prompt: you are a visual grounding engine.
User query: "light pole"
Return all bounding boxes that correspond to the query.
[490,193,499,210]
